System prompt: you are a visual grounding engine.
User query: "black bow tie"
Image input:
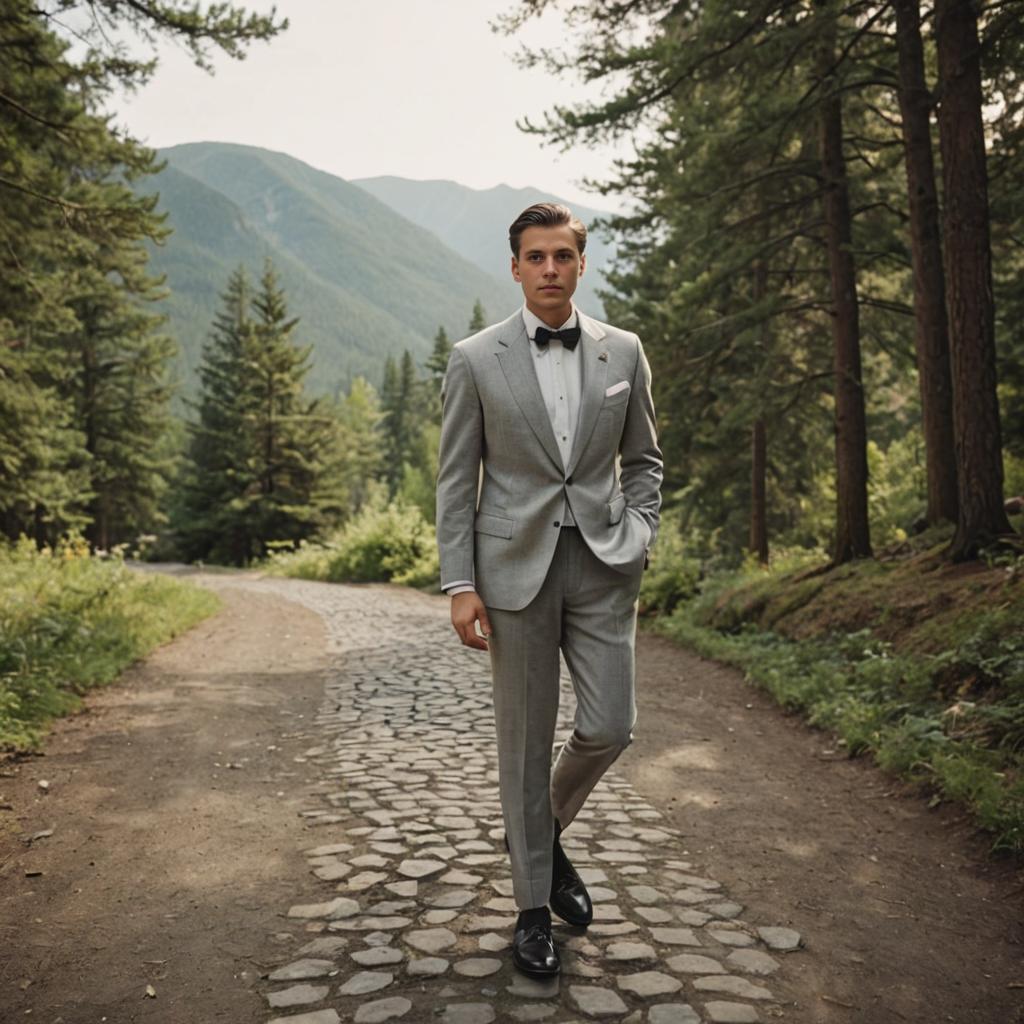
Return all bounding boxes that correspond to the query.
[534,325,581,351]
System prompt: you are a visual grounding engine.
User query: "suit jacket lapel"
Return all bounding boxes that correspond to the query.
[495,313,565,473]
[566,313,609,477]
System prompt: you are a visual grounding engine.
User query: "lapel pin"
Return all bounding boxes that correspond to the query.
[598,351,608,362]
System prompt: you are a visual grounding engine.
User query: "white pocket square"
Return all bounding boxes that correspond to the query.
[605,380,630,397]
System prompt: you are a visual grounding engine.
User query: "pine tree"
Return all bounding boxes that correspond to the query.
[935,0,1015,558]
[469,300,488,333]
[500,0,938,563]
[179,267,256,563]
[61,232,178,551]
[379,355,404,497]
[179,262,348,563]
[425,326,453,404]
[332,377,384,516]
[0,0,283,545]
[893,0,958,527]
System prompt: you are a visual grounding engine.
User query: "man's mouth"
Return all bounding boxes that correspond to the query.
[540,285,561,291]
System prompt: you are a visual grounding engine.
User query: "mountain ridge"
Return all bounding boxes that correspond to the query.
[354,174,616,317]
[141,142,520,402]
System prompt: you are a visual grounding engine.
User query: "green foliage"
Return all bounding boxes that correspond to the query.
[651,572,1024,853]
[264,484,439,589]
[329,376,386,517]
[146,144,520,405]
[468,299,488,333]
[0,1,284,548]
[500,0,1022,565]
[0,535,219,752]
[177,261,349,564]
[638,518,702,615]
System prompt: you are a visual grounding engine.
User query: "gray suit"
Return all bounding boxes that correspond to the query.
[436,308,663,908]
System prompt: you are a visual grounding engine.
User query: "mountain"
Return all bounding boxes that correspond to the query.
[141,142,520,401]
[353,177,616,317]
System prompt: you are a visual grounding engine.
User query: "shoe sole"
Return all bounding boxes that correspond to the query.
[550,906,593,928]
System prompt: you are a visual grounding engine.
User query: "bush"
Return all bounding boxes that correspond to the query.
[639,519,702,615]
[0,535,219,752]
[264,486,439,589]
[650,599,1024,854]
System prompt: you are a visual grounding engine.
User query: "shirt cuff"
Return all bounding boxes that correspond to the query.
[442,580,476,596]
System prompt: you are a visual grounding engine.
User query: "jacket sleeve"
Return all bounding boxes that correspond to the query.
[436,345,483,588]
[619,335,664,548]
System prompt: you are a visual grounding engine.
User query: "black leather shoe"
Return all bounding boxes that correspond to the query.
[550,829,593,927]
[512,919,560,978]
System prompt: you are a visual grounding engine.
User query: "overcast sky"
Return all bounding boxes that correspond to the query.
[105,0,628,209]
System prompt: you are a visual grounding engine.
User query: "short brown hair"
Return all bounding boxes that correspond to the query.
[509,202,587,258]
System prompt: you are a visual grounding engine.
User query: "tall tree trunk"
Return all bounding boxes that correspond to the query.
[750,417,769,564]
[934,0,1014,559]
[893,0,959,526]
[82,333,100,550]
[750,259,769,565]
[817,2,872,563]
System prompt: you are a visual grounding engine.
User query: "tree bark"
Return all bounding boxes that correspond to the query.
[817,2,872,563]
[893,0,959,526]
[750,259,769,565]
[750,417,769,564]
[934,0,1014,559]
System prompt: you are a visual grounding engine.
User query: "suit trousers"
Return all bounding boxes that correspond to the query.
[485,525,642,910]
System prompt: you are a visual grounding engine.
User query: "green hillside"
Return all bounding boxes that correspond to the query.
[141,143,520,402]
[354,176,616,317]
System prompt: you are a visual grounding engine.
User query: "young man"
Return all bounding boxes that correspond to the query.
[435,203,663,977]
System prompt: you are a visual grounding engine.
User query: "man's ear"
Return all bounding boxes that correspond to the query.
[511,255,521,283]
[579,253,586,277]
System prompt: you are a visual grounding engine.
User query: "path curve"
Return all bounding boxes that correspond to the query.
[0,570,1019,1024]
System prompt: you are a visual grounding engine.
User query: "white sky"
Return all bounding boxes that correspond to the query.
[104,0,630,209]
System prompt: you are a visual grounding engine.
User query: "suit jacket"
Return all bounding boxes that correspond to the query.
[435,308,663,612]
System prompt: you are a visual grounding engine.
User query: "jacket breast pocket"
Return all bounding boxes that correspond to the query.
[475,511,514,539]
[602,388,630,409]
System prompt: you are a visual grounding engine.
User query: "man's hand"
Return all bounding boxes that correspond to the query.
[451,591,492,651]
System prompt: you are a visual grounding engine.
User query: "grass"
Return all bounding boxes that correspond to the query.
[0,535,220,753]
[642,522,1024,855]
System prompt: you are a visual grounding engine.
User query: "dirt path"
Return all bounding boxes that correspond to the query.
[625,633,1024,1023]
[0,578,330,1022]
[0,571,1020,1024]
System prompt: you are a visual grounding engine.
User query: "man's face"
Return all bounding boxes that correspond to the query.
[511,224,585,322]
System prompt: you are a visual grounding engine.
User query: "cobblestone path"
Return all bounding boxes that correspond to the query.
[233,578,805,1024]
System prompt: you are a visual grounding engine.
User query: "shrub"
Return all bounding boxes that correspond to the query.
[265,486,439,589]
[0,535,219,751]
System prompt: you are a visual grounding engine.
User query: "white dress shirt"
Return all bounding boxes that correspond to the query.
[444,304,583,596]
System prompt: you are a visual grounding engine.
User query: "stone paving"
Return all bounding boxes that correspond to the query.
[227,577,805,1023]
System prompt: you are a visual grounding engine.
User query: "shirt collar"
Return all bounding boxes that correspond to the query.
[522,303,578,351]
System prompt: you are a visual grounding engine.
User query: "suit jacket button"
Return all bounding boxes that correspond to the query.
[565,476,573,485]
[554,520,560,528]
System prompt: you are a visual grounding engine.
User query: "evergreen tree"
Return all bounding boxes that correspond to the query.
[498,0,996,563]
[179,267,256,563]
[379,355,404,497]
[333,376,385,516]
[935,0,1015,558]
[893,0,958,527]
[425,326,453,406]
[62,234,178,550]
[469,300,488,333]
[0,0,284,545]
[179,261,345,564]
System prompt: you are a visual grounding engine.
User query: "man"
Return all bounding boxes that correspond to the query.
[435,202,663,977]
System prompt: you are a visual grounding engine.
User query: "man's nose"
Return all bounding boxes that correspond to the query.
[543,257,558,275]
